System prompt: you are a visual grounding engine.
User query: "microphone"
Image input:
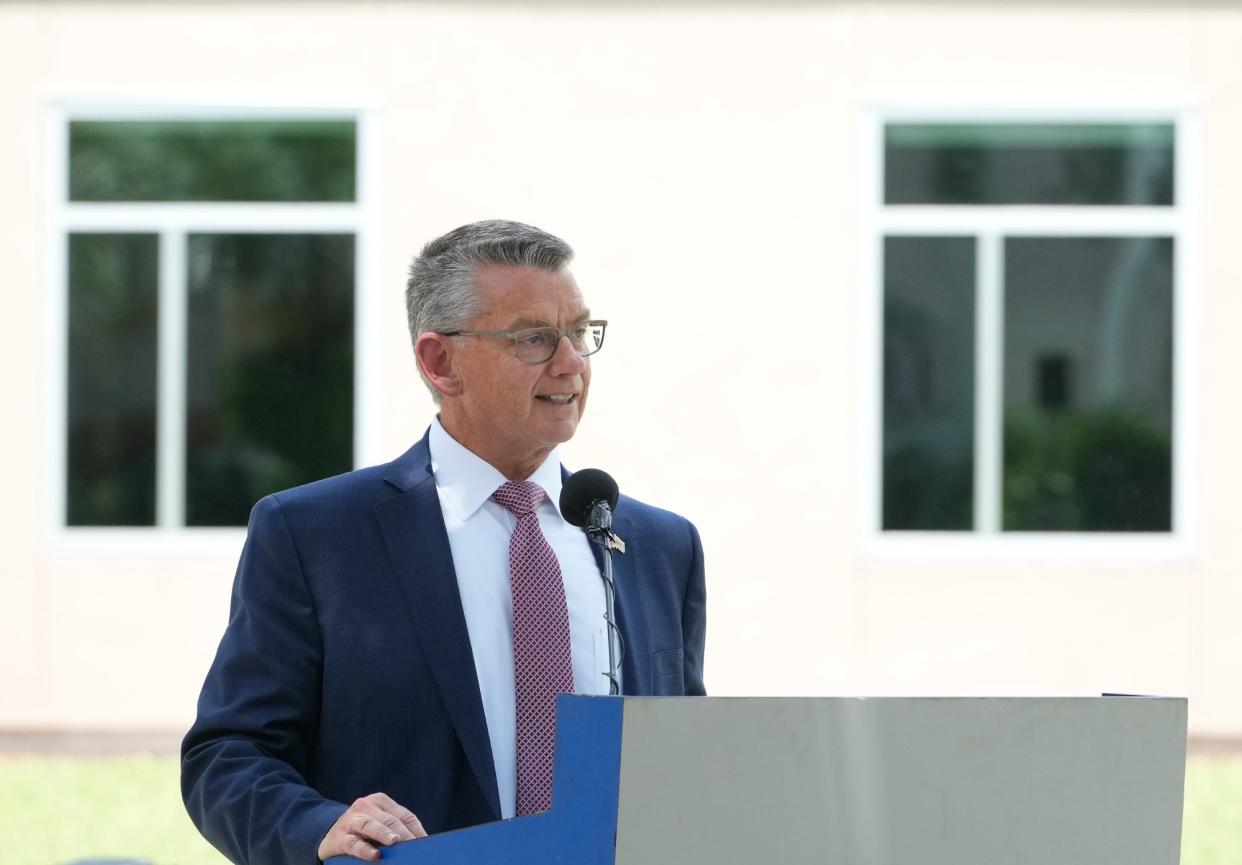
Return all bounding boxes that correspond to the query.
[560,469,622,696]
[559,468,619,531]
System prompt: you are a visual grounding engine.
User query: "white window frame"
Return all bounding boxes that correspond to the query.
[47,99,382,551]
[860,102,1198,563]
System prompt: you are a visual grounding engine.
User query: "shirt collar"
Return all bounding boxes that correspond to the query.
[428,417,565,521]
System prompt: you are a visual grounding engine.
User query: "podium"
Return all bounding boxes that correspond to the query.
[332,695,1186,865]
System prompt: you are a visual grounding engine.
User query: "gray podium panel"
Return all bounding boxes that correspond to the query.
[615,697,1186,865]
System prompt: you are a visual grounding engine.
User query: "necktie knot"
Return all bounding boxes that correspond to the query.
[492,480,546,517]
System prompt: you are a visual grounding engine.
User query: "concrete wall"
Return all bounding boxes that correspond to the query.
[1,1,1240,736]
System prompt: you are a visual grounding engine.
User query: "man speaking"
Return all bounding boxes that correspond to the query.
[181,220,707,865]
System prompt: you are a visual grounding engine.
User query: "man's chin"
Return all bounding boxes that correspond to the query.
[536,416,582,447]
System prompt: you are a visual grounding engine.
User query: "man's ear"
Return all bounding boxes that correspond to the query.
[415,332,464,399]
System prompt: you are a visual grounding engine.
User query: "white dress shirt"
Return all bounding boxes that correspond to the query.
[427,417,611,819]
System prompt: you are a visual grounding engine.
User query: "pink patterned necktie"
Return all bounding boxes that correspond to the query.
[491,480,575,816]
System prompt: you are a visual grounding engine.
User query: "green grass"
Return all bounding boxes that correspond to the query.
[0,755,227,865]
[0,754,1238,865]
[1183,755,1242,865]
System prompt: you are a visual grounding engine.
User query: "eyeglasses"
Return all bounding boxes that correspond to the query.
[442,319,608,364]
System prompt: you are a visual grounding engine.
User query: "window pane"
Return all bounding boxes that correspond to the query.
[185,234,355,526]
[67,233,159,526]
[883,236,976,530]
[1003,237,1173,531]
[69,121,356,202]
[885,124,1174,206]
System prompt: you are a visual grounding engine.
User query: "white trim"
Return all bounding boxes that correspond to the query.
[867,98,1199,122]
[46,106,69,536]
[974,234,1003,533]
[50,100,377,548]
[1171,113,1200,543]
[156,231,187,528]
[865,104,1195,562]
[352,107,383,468]
[858,110,886,544]
[62,204,361,232]
[878,208,1182,236]
[52,98,379,119]
[51,527,248,557]
[866,531,1195,567]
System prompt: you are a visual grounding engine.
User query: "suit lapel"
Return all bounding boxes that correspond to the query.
[374,438,501,820]
[586,509,650,695]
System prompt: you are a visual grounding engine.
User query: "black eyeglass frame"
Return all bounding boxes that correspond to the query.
[441,319,608,364]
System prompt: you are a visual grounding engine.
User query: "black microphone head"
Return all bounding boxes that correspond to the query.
[559,468,619,528]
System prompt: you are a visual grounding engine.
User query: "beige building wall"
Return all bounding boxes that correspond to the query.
[1,2,1239,736]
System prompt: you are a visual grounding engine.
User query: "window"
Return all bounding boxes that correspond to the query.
[59,115,362,529]
[876,118,1184,537]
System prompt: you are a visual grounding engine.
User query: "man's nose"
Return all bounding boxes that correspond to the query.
[546,334,586,374]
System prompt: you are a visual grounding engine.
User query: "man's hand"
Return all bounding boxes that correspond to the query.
[317,793,427,862]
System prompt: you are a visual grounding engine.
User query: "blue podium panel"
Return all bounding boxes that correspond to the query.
[328,695,623,865]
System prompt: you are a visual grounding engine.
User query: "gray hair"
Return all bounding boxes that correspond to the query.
[406,219,574,401]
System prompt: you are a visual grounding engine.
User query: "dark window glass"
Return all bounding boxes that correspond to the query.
[185,234,355,526]
[69,121,356,202]
[67,234,159,526]
[883,236,976,530]
[1003,237,1173,531]
[885,124,1174,206]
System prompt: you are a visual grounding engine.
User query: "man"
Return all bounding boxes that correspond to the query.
[182,220,706,865]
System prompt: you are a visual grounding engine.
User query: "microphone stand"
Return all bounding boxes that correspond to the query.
[586,500,622,696]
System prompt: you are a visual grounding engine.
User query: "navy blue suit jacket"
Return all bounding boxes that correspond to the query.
[181,432,706,865]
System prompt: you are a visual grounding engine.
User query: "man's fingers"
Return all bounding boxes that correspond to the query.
[392,805,427,839]
[317,792,426,861]
[402,810,428,839]
[348,834,381,861]
[353,813,405,845]
[369,808,418,842]
[370,792,428,839]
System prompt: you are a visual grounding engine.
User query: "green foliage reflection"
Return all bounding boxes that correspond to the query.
[70,121,356,202]
[1003,407,1172,531]
[185,233,355,526]
[67,233,159,526]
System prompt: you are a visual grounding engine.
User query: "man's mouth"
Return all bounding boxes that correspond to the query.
[536,394,577,405]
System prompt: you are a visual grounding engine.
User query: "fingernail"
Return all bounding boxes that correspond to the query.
[389,833,399,843]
